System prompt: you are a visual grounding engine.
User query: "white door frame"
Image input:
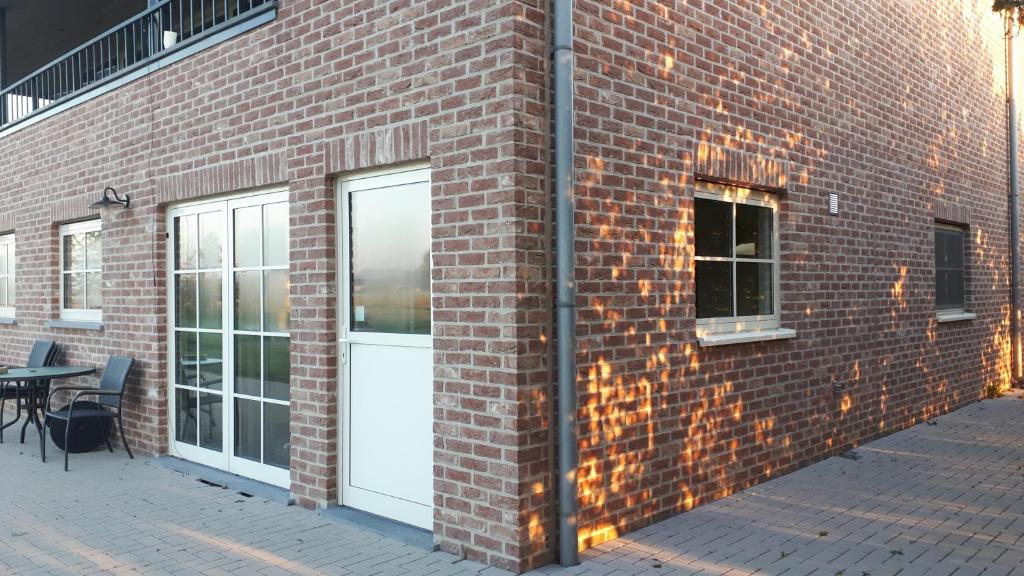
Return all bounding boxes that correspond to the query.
[337,165,434,529]
[167,188,291,488]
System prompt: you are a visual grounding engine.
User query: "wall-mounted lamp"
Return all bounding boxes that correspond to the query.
[89,187,131,210]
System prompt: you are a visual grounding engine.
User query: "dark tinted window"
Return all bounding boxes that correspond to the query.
[935,227,965,311]
[694,198,732,258]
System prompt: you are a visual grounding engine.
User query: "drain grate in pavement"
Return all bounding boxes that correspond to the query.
[198,478,226,488]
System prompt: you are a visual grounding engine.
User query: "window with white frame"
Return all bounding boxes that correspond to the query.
[935,223,967,314]
[59,220,103,322]
[0,233,14,318]
[694,182,780,334]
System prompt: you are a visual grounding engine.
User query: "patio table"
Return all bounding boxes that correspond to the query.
[0,366,96,443]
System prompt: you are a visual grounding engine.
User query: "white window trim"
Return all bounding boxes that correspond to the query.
[0,233,14,319]
[59,220,102,323]
[934,222,970,321]
[694,182,785,342]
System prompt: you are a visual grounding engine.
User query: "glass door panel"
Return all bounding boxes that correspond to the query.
[169,191,290,486]
[350,186,431,335]
[230,199,291,473]
[171,210,225,457]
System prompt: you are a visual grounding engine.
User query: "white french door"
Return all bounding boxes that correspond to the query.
[339,167,434,529]
[168,190,291,488]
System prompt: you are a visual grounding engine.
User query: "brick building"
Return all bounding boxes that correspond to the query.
[0,0,1016,572]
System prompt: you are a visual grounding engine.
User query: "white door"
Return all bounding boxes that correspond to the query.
[339,167,433,529]
[168,190,291,488]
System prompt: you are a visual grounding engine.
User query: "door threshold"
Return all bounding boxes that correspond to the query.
[156,456,293,505]
[319,505,435,550]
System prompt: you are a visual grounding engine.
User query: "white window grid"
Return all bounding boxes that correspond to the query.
[59,219,102,323]
[0,233,14,318]
[694,182,781,335]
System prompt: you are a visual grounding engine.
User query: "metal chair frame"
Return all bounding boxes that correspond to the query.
[41,356,135,471]
[0,340,59,443]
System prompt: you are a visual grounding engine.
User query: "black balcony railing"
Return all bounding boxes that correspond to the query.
[0,0,276,130]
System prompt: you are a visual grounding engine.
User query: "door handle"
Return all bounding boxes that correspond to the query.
[338,338,351,365]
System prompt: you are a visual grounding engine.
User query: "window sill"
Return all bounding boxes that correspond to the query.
[697,328,797,347]
[0,317,15,325]
[47,320,104,331]
[936,311,976,323]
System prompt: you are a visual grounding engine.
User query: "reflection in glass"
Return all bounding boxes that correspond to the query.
[175,331,197,387]
[264,336,290,401]
[199,272,223,329]
[198,212,224,269]
[695,261,732,319]
[234,398,261,462]
[736,262,773,316]
[234,335,261,396]
[234,206,261,268]
[234,271,261,331]
[86,271,102,309]
[263,203,288,267]
[199,393,223,452]
[350,187,431,335]
[85,231,102,269]
[198,332,224,390]
[175,215,197,271]
[0,245,7,276]
[263,270,289,333]
[264,403,290,469]
[175,388,197,446]
[63,233,86,270]
[6,278,12,308]
[694,198,732,258]
[63,273,86,309]
[175,274,197,328]
[735,204,773,258]
[0,283,5,307]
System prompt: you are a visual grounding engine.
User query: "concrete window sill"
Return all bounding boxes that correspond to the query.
[936,312,976,323]
[47,320,104,331]
[0,317,15,325]
[697,328,798,347]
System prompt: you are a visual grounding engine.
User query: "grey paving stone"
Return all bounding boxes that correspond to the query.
[4,394,1024,576]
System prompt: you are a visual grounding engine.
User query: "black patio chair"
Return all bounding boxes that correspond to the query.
[0,340,59,443]
[41,355,134,471]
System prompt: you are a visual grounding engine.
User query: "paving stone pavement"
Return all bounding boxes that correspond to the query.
[533,392,1024,576]
[2,394,1024,575]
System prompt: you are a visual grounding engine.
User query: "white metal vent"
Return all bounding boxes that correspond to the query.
[828,193,839,215]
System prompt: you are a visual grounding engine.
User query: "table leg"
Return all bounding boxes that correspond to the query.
[0,384,24,443]
[32,387,44,438]
[20,396,32,443]
[19,386,44,443]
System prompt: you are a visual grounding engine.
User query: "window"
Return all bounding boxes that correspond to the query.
[694,182,780,335]
[60,220,102,322]
[935,224,966,314]
[0,233,13,318]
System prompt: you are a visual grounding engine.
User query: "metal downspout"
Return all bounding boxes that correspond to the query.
[553,0,579,566]
[1008,12,1022,384]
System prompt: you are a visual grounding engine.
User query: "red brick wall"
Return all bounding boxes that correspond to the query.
[0,0,553,571]
[572,0,1014,549]
[0,0,1017,572]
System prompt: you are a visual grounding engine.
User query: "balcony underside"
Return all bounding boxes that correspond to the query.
[0,0,276,133]
[0,0,146,87]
